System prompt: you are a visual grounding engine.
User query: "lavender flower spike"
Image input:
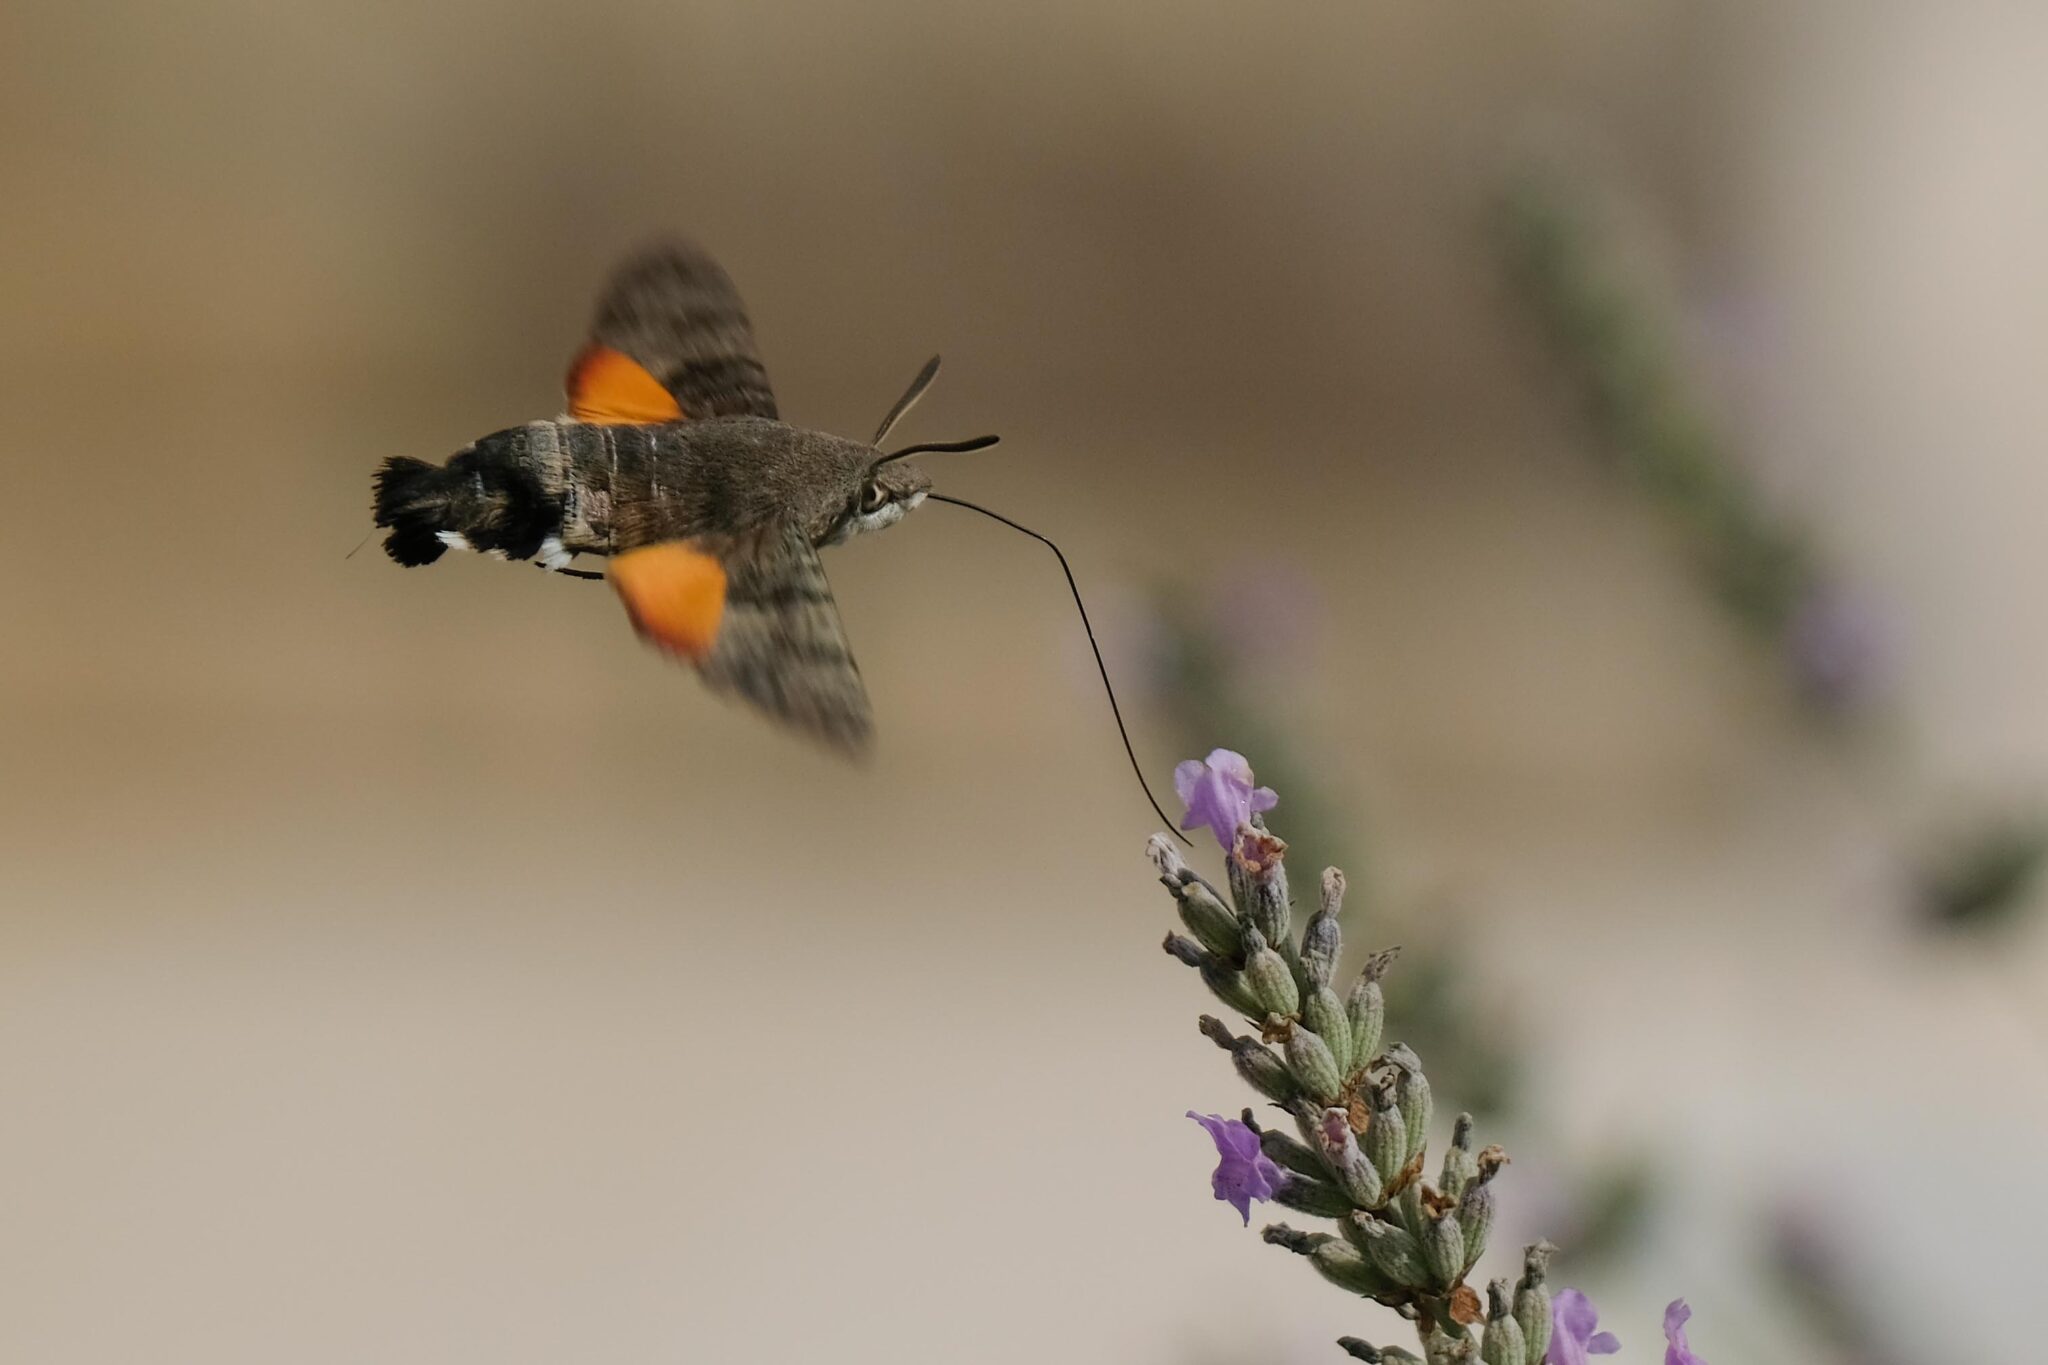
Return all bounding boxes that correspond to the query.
[1548,1289,1620,1365]
[1188,1111,1283,1224]
[1662,1300,1707,1365]
[1175,749,1279,852]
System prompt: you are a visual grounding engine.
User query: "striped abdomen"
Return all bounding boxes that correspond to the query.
[372,418,791,570]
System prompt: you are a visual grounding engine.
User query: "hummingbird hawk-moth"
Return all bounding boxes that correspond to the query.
[371,240,1188,837]
[372,240,995,754]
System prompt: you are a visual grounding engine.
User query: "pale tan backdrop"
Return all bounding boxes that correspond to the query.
[4,2,2045,1361]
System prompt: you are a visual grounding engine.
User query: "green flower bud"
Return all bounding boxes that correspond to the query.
[1394,1178,1426,1236]
[1242,926,1301,1019]
[1198,1015,1299,1104]
[1481,1280,1527,1365]
[1259,1123,1329,1181]
[1166,933,1280,1022]
[1198,962,1266,1018]
[1457,1175,1496,1273]
[1347,948,1398,1066]
[1313,1238,1399,1296]
[1274,1171,1354,1218]
[1513,1242,1555,1365]
[1302,946,1336,991]
[1439,1114,1477,1202]
[1303,871,1343,966]
[1315,1107,1384,1208]
[1284,1025,1344,1104]
[1313,866,1347,932]
[1237,1042,1299,1104]
[1385,1044,1433,1168]
[1364,1079,1411,1188]
[1423,1209,1466,1290]
[1269,1222,1396,1298]
[1302,985,1353,1075]
[1175,879,1243,958]
[1347,1214,1432,1289]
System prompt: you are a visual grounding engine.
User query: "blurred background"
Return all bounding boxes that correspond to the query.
[4,2,2046,1360]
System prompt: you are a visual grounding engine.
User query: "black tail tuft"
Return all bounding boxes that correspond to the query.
[373,457,451,566]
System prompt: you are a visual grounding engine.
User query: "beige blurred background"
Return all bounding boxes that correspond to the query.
[4,2,2046,1361]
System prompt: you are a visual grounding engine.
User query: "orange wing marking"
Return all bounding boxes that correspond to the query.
[566,344,685,424]
[609,542,728,662]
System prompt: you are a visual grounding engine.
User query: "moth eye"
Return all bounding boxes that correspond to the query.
[860,481,888,514]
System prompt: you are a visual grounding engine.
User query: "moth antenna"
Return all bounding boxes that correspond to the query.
[871,354,944,446]
[926,492,1191,845]
[876,434,1001,466]
[344,531,374,560]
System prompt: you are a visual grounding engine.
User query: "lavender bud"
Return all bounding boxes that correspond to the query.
[1339,1340,1424,1364]
[1302,947,1336,991]
[1302,985,1353,1075]
[1259,1124,1330,1181]
[1513,1242,1554,1365]
[1284,1025,1344,1104]
[1198,1016,1299,1104]
[1235,1042,1300,1104]
[1317,1108,1385,1208]
[1423,1208,1466,1289]
[1439,1114,1477,1202]
[1261,1223,1334,1256]
[1145,833,1188,879]
[1274,1171,1354,1218]
[1304,870,1344,964]
[1480,1280,1526,1365]
[1394,1179,1426,1236]
[1347,949,1397,1066]
[1320,865,1348,917]
[1161,933,1211,969]
[1311,1238,1400,1296]
[1198,962,1266,1018]
[1457,1175,1496,1273]
[1230,817,1292,946]
[1348,1214,1432,1289]
[1175,879,1243,959]
[1242,926,1301,1019]
[1385,1044,1433,1167]
[1364,1079,1410,1187]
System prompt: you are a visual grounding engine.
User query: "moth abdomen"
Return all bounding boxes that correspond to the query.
[373,427,564,567]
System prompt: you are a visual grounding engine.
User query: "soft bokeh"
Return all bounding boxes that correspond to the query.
[5,3,2045,1361]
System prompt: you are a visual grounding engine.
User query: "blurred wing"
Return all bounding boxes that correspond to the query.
[613,526,871,753]
[701,526,871,753]
[569,241,779,422]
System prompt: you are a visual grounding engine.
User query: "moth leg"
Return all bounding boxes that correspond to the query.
[538,564,606,581]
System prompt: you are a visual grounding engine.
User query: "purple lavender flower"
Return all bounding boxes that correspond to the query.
[1662,1300,1707,1365]
[1548,1289,1620,1364]
[1174,749,1278,853]
[1786,582,1888,711]
[1186,1111,1282,1224]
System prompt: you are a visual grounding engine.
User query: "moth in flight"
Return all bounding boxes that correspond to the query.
[372,241,1186,837]
[372,241,991,754]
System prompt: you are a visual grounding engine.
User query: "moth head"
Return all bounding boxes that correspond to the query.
[818,354,998,544]
[841,459,933,539]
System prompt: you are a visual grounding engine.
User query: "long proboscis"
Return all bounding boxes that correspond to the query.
[927,492,1190,845]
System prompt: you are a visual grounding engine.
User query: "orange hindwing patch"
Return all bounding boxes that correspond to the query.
[566,344,686,424]
[609,541,728,662]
